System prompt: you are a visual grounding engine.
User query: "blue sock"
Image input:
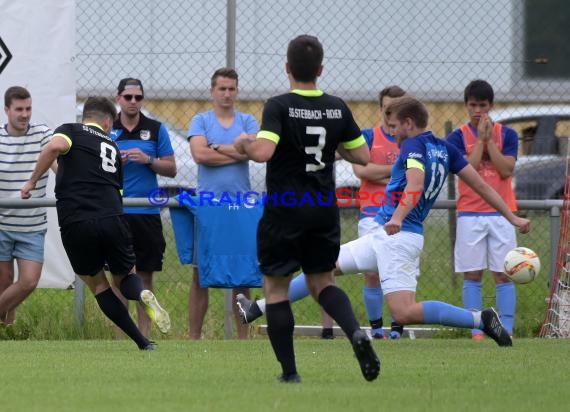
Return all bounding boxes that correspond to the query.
[422,301,476,328]
[496,282,516,335]
[363,286,383,335]
[463,279,483,335]
[288,272,311,302]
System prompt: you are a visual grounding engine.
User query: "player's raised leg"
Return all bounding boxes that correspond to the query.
[82,271,155,350]
[237,271,311,324]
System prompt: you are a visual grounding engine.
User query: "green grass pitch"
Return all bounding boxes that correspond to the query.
[0,338,567,412]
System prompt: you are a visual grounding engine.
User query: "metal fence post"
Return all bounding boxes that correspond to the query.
[444,120,458,287]
[74,275,85,328]
[549,205,561,286]
[222,0,238,340]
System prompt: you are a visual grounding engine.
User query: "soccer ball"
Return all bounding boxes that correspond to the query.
[503,247,541,284]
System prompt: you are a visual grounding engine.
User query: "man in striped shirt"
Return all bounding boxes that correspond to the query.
[0,86,55,326]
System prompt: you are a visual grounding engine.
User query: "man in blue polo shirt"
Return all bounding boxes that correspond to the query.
[112,78,176,337]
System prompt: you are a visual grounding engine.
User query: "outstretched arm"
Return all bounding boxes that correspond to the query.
[336,143,370,166]
[457,164,530,233]
[22,135,70,199]
[353,162,392,184]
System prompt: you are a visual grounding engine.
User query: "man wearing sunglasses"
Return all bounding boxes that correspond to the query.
[112,78,177,337]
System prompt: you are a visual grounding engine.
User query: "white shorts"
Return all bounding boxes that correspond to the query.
[338,226,423,295]
[357,216,379,238]
[454,215,516,273]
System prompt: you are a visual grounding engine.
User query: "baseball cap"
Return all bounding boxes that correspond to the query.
[117,78,144,96]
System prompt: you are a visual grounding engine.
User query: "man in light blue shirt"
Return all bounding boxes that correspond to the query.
[187,68,258,339]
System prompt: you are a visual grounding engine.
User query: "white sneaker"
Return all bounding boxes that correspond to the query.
[140,290,171,334]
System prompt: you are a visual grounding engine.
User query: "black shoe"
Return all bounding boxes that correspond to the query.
[481,308,512,347]
[236,294,262,324]
[140,341,157,351]
[351,329,380,382]
[278,373,302,383]
[321,328,335,339]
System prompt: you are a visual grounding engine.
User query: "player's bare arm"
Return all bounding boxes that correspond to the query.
[336,143,369,166]
[49,160,58,174]
[353,162,392,184]
[21,135,70,198]
[235,134,276,163]
[384,167,424,235]
[457,164,531,233]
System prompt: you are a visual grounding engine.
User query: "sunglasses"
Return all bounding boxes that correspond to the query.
[121,94,144,102]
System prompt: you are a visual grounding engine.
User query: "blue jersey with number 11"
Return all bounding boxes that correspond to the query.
[375,131,468,234]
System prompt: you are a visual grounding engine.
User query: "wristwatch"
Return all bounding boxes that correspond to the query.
[209,143,220,151]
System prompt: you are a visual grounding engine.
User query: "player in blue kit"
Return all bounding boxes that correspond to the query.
[238,95,531,347]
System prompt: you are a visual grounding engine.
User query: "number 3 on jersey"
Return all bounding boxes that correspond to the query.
[100,142,118,173]
[305,126,326,172]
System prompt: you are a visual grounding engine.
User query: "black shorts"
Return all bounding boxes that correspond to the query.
[123,214,166,272]
[257,214,340,276]
[60,215,135,276]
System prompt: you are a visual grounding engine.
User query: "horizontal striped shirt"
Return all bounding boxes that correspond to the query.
[0,123,52,232]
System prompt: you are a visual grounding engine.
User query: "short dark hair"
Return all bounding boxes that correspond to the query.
[385,96,429,129]
[117,78,144,96]
[287,35,323,82]
[211,68,239,88]
[4,86,31,107]
[82,96,117,122]
[463,79,494,104]
[379,85,406,107]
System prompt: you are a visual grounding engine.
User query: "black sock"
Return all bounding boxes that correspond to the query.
[266,300,297,376]
[321,328,334,339]
[370,318,383,330]
[119,273,144,301]
[391,321,404,334]
[95,288,149,348]
[318,285,360,341]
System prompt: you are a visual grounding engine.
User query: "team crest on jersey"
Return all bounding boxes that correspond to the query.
[140,130,151,140]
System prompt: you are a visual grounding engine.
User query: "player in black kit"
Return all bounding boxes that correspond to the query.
[235,35,380,383]
[21,96,170,350]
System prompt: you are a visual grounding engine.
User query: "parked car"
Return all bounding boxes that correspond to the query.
[493,105,570,200]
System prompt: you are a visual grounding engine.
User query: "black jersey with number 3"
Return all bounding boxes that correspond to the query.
[53,123,124,227]
[259,90,362,221]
